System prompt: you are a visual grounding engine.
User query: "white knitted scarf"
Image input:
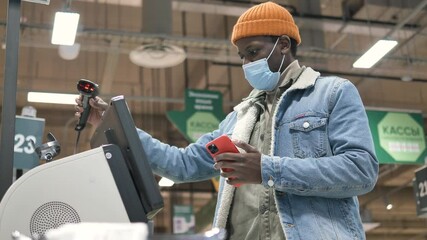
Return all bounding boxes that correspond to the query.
[214,97,261,229]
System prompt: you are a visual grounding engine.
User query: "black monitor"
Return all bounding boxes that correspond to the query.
[90,95,164,221]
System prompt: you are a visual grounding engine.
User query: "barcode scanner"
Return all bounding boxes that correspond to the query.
[75,79,100,131]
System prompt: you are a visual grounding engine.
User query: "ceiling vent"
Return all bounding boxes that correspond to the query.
[129,43,186,69]
[129,0,186,68]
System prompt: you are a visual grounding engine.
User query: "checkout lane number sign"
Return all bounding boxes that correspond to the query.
[14,115,45,169]
[414,166,427,218]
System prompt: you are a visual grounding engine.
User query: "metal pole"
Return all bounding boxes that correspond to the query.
[0,0,21,201]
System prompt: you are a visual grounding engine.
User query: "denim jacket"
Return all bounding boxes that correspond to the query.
[137,67,378,240]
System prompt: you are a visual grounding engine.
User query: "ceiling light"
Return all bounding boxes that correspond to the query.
[129,44,186,68]
[158,177,174,187]
[353,40,398,69]
[383,195,393,210]
[28,92,78,105]
[51,12,80,46]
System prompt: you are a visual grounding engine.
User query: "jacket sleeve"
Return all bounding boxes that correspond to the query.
[136,112,237,183]
[261,80,379,198]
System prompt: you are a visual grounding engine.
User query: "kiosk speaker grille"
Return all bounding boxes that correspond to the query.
[30,201,81,237]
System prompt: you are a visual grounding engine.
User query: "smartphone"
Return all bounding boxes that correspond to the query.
[205,135,241,187]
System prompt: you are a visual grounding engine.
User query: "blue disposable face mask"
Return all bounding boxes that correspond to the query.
[242,38,285,91]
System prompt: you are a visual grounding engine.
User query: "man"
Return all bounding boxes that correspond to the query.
[76,2,378,239]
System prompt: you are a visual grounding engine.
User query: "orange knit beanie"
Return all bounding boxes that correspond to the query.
[231,1,301,45]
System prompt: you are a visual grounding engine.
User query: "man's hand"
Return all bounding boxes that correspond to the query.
[74,96,108,128]
[213,139,262,185]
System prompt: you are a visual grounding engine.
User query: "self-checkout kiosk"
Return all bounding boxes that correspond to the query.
[0,96,164,239]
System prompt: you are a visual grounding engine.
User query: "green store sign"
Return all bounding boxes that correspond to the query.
[367,110,427,164]
[167,89,225,143]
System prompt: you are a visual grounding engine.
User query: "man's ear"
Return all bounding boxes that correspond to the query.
[279,35,291,54]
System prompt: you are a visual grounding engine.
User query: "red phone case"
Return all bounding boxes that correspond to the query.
[205,135,241,187]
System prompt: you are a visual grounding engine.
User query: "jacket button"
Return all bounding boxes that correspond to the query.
[303,122,310,129]
[268,179,274,187]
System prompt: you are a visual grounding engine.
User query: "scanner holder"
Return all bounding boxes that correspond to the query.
[30,132,61,162]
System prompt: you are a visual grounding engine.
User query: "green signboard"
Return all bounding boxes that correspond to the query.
[14,116,45,169]
[367,110,426,164]
[167,89,225,142]
[173,205,195,234]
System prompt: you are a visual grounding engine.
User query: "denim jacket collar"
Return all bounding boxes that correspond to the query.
[288,66,320,91]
